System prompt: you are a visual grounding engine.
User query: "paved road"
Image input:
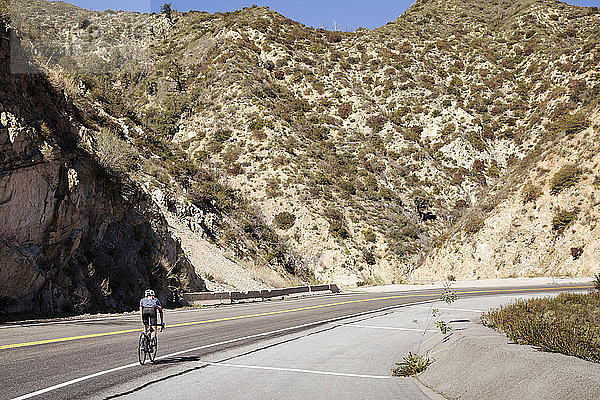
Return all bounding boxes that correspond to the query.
[0,284,592,399]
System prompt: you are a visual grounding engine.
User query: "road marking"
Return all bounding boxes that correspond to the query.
[0,285,592,351]
[0,315,140,329]
[11,362,140,400]
[199,361,391,379]
[0,295,331,329]
[0,328,142,350]
[417,306,484,313]
[336,324,436,332]
[10,299,434,400]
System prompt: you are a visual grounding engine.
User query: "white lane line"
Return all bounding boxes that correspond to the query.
[11,298,436,400]
[10,328,309,400]
[336,324,436,332]
[10,362,140,400]
[416,306,483,313]
[199,362,390,379]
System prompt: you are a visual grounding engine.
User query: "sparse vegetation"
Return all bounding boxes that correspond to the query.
[552,208,579,233]
[394,283,457,376]
[362,228,376,243]
[549,111,590,136]
[94,129,137,174]
[273,211,296,230]
[325,208,349,239]
[550,165,582,194]
[392,352,433,376]
[484,292,600,362]
[522,182,542,204]
[464,215,484,234]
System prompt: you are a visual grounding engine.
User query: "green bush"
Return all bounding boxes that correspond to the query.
[273,212,296,230]
[412,189,431,215]
[363,249,376,265]
[265,179,283,198]
[362,229,376,243]
[392,352,433,376]
[484,292,600,362]
[549,111,590,135]
[338,102,353,119]
[552,208,579,233]
[366,114,387,132]
[213,128,233,143]
[325,208,349,239]
[522,182,542,204]
[570,246,583,260]
[550,165,581,194]
[248,118,274,131]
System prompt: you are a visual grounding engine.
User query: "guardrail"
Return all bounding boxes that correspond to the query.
[183,284,340,306]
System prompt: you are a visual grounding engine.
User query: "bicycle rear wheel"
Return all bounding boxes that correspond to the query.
[138,332,147,365]
[149,335,157,363]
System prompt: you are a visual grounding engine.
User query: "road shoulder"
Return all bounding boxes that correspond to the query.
[417,322,600,400]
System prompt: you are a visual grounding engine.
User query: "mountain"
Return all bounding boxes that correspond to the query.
[1,0,598,315]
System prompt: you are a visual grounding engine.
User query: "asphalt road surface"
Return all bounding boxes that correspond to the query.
[1,284,592,400]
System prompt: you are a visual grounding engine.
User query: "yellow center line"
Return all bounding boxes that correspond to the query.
[0,285,592,351]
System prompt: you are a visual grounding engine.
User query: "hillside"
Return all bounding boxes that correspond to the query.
[2,0,599,302]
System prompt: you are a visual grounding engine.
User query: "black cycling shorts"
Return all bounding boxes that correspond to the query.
[141,308,157,326]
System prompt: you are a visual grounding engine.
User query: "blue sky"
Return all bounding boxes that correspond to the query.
[56,0,600,30]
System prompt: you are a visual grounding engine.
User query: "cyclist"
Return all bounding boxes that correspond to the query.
[139,289,164,349]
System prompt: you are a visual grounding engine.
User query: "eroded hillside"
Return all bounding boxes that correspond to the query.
[418,110,600,281]
[5,0,600,289]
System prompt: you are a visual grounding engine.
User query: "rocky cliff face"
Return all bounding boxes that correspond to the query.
[0,19,203,317]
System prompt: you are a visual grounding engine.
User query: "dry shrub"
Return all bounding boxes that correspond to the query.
[94,129,137,174]
[522,181,542,204]
[273,212,296,230]
[552,208,579,233]
[484,292,600,362]
[550,164,581,194]
[248,263,296,288]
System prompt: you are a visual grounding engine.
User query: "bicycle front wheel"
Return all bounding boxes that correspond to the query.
[138,333,147,365]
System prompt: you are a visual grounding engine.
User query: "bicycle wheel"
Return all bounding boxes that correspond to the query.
[149,335,157,363]
[138,332,147,365]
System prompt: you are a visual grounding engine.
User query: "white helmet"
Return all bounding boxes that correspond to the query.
[144,289,155,297]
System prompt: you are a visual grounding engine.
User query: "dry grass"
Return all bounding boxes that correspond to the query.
[94,129,137,174]
[484,292,600,363]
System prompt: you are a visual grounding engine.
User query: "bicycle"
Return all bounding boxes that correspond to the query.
[138,323,164,365]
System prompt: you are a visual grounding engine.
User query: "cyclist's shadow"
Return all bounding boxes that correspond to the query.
[105,356,211,399]
[150,355,201,365]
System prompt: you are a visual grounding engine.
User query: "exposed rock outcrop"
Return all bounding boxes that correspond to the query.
[0,20,203,317]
